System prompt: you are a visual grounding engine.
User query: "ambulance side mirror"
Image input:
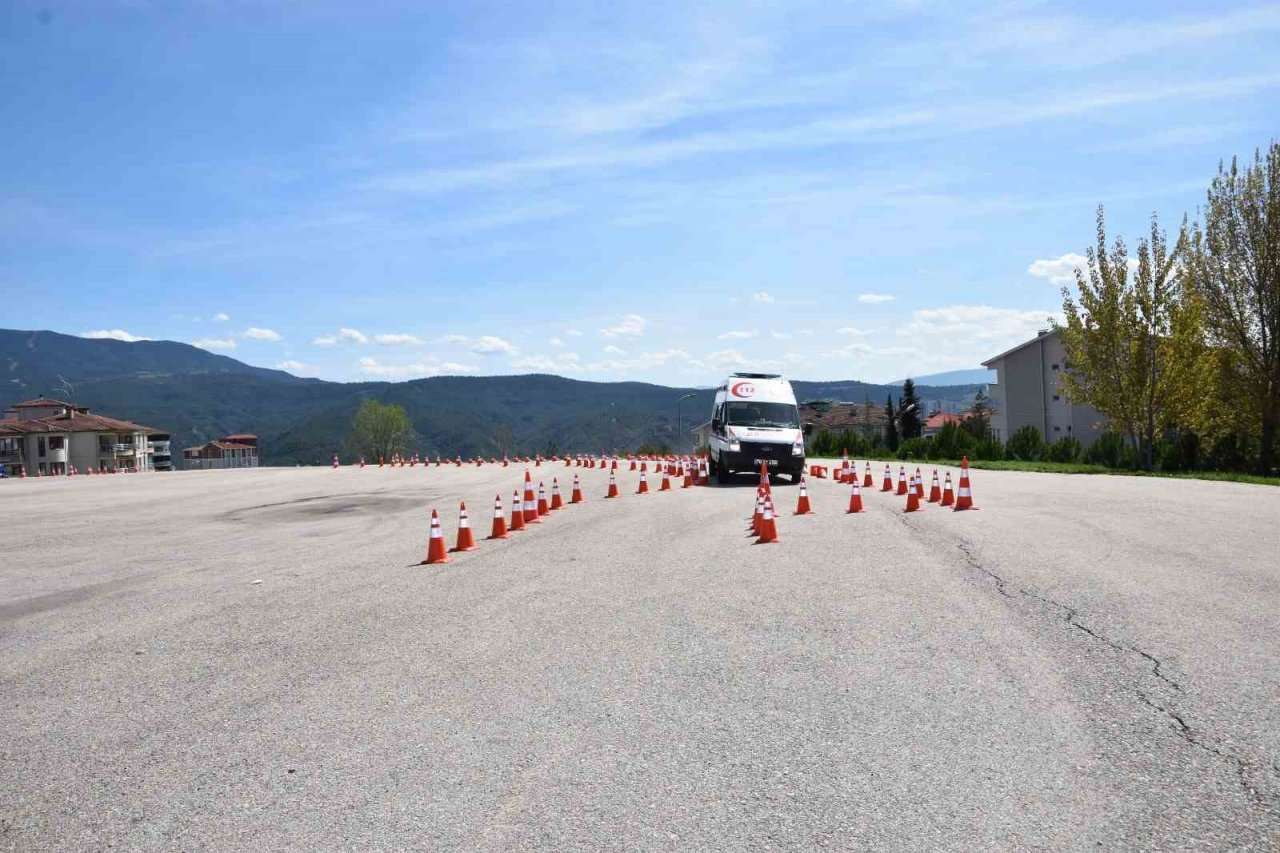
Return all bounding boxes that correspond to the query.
[802,422,814,437]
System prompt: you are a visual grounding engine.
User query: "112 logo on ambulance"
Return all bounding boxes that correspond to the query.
[730,381,756,398]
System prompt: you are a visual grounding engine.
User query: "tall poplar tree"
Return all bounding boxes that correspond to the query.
[1188,143,1280,474]
[1058,207,1209,470]
[884,395,899,451]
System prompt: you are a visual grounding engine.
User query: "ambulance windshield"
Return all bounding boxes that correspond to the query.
[724,402,799,428]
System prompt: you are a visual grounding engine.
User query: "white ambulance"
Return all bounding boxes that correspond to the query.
[707,373,807,483]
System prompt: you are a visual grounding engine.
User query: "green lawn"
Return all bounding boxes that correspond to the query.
[812,456,1280,487]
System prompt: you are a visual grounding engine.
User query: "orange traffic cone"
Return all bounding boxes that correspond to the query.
[904,480,921,512]
[359,457,365,468]
[863,462,873,488]
[379,456,385,468]
[510,488,526,531]
[537,482,550,516]
[682,463,692,488]
[751,489,764,535]
[630,457,637,471]
[571,474,584,503]
[332,455,339,469]
[550,478,564,510]
[896,466,908,495]
[606,470,620,498]
[759,462,771,495]
[954,456,977,511]
[794,477,813,514]
[453,502,478,552]
[941,472,955,506]
[757,497,779,543]
[914,468,925,498]
[523,472,541,524]
[637,469,650,494]
[423,509,450,564]
[928,469,941,503]
[881,464,893,491]
[659,467,671,491]
[488,495,510,539]
[846,478,864,513]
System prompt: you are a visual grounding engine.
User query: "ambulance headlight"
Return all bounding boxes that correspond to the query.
[792,441,804,456]
[727,440,740,452]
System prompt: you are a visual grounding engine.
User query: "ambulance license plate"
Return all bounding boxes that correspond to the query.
[754,458,778,467]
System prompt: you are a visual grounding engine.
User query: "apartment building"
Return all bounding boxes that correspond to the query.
[982,329,1106,444]
[0,396,163,476]
[184,434,259,470]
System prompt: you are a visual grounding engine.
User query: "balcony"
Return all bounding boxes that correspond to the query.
[113,444,136,455]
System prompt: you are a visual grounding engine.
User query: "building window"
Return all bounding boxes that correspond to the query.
[38,437,46,456]
[1051,364,1060,371]
[1052,394,1060,401]
[49,436,64,449]
[1053,426,1061,432]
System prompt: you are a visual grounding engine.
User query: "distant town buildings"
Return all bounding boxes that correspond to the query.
[798,401,891,441]
[0,396,165,476]
[982,328,1106,444]
[183,434,259,470]
[922,411,963,438]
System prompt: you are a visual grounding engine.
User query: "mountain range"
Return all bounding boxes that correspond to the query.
[1,329,987,465]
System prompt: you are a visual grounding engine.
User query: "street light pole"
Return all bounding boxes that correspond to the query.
[676,393,697,452]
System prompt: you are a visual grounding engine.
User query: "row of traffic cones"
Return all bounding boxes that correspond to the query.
[423,461,709,564]
[808,455,979,515]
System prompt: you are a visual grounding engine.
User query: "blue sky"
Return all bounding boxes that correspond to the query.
[2,1,1277,384]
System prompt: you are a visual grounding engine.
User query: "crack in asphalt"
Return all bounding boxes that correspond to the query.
[949,532,1279,808]
[1136,692,1274,808]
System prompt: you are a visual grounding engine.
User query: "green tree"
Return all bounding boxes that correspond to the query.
[1005,425,1047,461]
[1187,143,1280,474]
[963,389,992,441]
[1057,207,1209,470]
[884,395,899,451]
[347,399,413,462]
[898,378,922,439]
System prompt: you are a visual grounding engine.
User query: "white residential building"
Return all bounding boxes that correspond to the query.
[982,329,1106,445]
[0,397,162,476]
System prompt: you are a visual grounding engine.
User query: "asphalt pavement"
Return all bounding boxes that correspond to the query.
[2,460,1278,851]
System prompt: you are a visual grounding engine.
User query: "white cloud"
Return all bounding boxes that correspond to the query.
[717,330,758,340]
[602,344,626,354]
[372,333,424,345]
[213,312,230,322]
[338,327,368,344]
[771,330,792,340]
[192,337,237,351]
[314,327,368,346]
[706,349,750,369]
[900,305,1056,347]
[242,327,283,342]
[81,329,149,343]
[565,329,583,337]
[358,356,477,378]
[439,334,469,345]
[511,352,586,373]
[600,314,646,338]
[836,326,871,336]
[469,335,518,355]
[277,360,309,371]
[857,293,895,304]
[549,337,565,347]
[752,291,775,303]
[1027,253,1088,286]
